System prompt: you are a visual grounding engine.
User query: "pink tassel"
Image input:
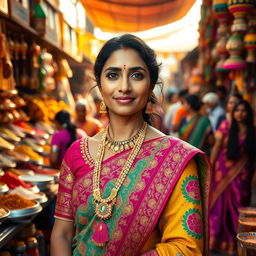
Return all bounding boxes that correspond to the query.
[92,221,109,247]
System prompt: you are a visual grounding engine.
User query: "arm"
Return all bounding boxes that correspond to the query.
[51,219,74,256]
[210,139,222,164]
[142,158,203,256]
[50,147,60,169]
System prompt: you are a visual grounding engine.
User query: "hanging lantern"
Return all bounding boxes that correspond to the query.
[223,33,246,69]
[228,0,254,32]
[213,0,232,36]
[244,8,256,63]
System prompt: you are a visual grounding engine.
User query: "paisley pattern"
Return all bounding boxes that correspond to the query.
[181,175,201,204]
[182,208,203,240]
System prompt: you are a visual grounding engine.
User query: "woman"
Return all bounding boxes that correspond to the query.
[179,94,213,154]
[51,34,210,256]
[210,100,256,255]
[74,100,104,137]
[50,110,86,169]
[216,93,242,129]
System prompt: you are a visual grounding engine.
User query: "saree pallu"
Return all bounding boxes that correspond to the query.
[179,114,212,150]
[210,120,254,255]
[55,136,210,255]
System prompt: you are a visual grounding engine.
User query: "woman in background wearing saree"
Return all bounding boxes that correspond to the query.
[210,100,256,255]
[179,94,213,155]
[51,34,211,256]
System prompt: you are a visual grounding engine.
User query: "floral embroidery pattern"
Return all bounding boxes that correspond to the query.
[182,208,203,239]
[181,175,200,205]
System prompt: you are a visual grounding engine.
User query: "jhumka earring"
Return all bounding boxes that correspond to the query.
[100,101,107,114]
[145,101,153,114]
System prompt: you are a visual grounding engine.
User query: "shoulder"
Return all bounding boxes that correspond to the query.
[87,116,103,126]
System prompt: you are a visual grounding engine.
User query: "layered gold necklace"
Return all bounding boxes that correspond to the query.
[93,122,147,221]
[105,124,145,154]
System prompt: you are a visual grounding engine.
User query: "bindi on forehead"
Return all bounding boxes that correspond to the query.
[122,46,129,51]
[123,64,126,70]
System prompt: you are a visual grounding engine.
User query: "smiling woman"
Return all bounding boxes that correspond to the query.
[51,34,211,256]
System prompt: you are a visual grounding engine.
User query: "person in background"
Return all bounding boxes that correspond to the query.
[50,110,86,169]
[164,89,188,136]
[215,86,227,109]
[216,93,242,129]
[210,100,256,255]
[202,92,225,131]
[74,100,104,137]
[179,94,213,155]
[51,34,210,256]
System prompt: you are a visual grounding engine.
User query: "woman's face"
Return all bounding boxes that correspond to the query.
[100,48,151,118]
[233,104,248,123]
[76,105,86,122]
[226,96,239,113]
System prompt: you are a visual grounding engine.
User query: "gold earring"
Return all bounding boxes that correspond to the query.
[99,101,107,114]
[145,101,153,114]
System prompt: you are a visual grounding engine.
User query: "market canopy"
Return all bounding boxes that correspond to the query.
[81,0,196,32]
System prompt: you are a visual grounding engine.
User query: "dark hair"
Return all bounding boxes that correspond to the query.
[227,100,255,160]
[55,110,77,148]
[178,88,189,98]
[225,92,242,106]
[94,34,161,124]
[184,94,202,111]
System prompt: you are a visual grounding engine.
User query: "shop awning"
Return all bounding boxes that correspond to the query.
[81,0,196,32]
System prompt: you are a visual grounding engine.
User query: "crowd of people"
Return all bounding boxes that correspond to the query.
[48,34,256,255]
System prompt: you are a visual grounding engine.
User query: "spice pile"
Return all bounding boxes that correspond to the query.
[0,194,36,210]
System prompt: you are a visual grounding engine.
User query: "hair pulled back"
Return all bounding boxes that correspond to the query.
[94,34,161,124]
[55,110,77,148]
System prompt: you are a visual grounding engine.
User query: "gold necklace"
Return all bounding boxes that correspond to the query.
[93,122,147,221]
[105,125,145,154]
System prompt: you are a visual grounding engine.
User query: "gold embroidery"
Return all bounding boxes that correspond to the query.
[117,158,126,166]
[164,168,173,177]
[140,216,149,226]
[66,174,74,182]
[123,204,134,216]
[83,178,91,187]
[156,184,164,192]
[148,159,158,169]
[173,153,181,161]
[112,228,123,241]
[148,199,156,209]
[101,167,111,175]
[135,180,146,191]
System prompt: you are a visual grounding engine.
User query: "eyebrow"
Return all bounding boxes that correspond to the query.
[103,66,147,73]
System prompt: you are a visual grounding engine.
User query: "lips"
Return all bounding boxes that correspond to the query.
[114,96,135,104]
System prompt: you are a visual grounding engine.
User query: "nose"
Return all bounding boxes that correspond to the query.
[118,75,131,93]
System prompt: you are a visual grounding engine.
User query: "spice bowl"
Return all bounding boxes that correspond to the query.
[19,174,54,191]
[0,208,10,224]
[9,200,42,222]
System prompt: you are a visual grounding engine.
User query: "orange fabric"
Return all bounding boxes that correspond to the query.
[172,105,188,126]
[75,117,103,137]
[80,0,196,32]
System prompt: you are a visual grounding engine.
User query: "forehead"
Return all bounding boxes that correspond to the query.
[103,48,147,69]
[235,104,246,110]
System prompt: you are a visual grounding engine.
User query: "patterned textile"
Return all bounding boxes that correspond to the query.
[179,114,212,151]
[210,120,254,255]
[55,136,210,255]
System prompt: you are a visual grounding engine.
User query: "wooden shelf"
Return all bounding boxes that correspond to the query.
[0,13,85,66]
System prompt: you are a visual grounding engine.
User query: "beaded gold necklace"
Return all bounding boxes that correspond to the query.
[92,122,147,246]
[105,124,145,154]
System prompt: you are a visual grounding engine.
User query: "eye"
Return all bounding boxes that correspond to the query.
[131,72,144,80]
[106,72,119,80]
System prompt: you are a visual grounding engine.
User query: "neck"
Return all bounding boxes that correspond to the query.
[108,114,145,141]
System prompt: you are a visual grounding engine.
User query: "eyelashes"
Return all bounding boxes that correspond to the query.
[105,71,144,80]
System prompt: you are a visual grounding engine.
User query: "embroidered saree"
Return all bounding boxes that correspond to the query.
[54,136,210,255]
[179,114,212,153]
[210,120,254,255]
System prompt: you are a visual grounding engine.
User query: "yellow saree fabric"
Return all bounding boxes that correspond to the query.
[142,158,203,255]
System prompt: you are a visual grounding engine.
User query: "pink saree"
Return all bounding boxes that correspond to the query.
[55,136,210,255]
